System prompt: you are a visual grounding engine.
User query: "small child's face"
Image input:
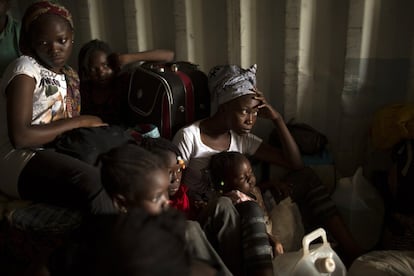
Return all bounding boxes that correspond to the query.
[87,50,114,85]
[166,152,183,197]
[226,157,256,195]
[137,168,170,215]
[30,14,73,73]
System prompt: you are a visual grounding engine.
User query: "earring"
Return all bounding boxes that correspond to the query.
[121,207,128,213]
[218,181,225,194]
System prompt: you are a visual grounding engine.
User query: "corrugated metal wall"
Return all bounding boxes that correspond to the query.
[14,0,414,175]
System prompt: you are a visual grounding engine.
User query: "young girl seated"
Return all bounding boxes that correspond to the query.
[209,151,284,256]
[0,0,115,215]
[139,137,191,218]
[98,143,232,275]
[77,39,174,124]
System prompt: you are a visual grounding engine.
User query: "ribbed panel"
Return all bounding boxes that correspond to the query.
[13,0,414,174]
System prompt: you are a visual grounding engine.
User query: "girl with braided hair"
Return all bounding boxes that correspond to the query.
[99,143,233,275]
[139,136,191,218]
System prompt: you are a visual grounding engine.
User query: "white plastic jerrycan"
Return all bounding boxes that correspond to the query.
[273,228,346,276]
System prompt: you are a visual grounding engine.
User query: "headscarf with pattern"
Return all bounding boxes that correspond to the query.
[208,64,257,114]
[20,0,80,117]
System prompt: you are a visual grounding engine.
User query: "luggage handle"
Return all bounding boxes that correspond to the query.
[302,228,328,255]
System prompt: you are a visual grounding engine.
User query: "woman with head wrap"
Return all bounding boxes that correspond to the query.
[172,64,364,274]
[173,64,303,209]
[0,0,115,214]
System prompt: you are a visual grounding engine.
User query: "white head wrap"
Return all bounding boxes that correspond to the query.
[208,64,257,114]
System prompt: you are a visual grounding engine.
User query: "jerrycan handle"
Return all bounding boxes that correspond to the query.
[302,228,328,255]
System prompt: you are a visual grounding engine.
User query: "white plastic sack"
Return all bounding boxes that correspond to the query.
[331,166,384,250]
[270,196,305,252]
[348,250,414,276]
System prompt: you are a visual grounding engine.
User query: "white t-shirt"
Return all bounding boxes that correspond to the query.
[172,120,262,200]
[0,56,68,198]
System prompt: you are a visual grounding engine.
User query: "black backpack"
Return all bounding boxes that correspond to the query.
[270,121,328,155]
[52,125,135,165]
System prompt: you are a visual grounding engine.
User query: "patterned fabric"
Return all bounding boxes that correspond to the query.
[13,56,69,124]
[0,222,65,275]
[224,189,274,234]
[0,202,82,274]
[208,64,257,113]
[21,0,73,31]
[235,200,273,273]
[62,66,81,117]
[8,203,82,234]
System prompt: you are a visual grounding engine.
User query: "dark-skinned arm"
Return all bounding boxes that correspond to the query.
[7,74,106,149]
[108,49,175,71]
[252,89,304,170]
